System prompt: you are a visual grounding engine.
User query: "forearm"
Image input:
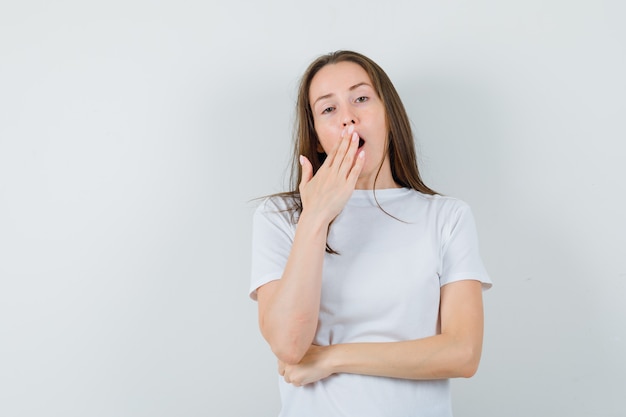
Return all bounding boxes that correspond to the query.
[259,210,330,364]
[327,332,483,380]
[325,282,485,380]
[259,130,365,364]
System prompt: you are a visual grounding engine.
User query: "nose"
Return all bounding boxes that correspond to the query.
[342,118,356,127]
[340,105,358,127]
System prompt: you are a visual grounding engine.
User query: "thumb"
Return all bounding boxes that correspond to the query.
[299,155,313,188]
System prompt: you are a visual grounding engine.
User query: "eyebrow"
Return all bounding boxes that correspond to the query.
[312,82,372,107]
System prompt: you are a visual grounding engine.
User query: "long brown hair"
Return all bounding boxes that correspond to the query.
[280,50,436,212]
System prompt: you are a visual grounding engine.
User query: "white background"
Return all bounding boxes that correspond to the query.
[1,1,624,416]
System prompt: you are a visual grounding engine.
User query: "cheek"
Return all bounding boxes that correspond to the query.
[314,125,338,154]
[316,136,334,154]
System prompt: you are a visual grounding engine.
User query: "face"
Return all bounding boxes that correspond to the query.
[308,61,397,189]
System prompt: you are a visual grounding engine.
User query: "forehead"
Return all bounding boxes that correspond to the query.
[309,61,373,101]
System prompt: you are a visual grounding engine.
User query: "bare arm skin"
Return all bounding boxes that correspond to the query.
[279,280,485,386]
[257,127,365,365]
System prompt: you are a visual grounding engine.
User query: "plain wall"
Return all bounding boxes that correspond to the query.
[1,1,624,416]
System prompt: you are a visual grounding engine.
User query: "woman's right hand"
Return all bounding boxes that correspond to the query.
[299,126,365,224]
[257,128,364,365]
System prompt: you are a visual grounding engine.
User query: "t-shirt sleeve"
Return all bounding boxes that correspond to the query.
[439,200,492,289]
[249,198,295,300]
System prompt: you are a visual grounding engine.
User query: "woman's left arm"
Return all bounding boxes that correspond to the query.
[279,279,484,386]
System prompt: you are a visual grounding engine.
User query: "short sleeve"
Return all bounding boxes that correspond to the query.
[249,198,296,300]
[439,201,492,289]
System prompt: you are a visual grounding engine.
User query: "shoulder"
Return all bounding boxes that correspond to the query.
[254,193,297,211]
[406,189,472,216]
[253,194,301,226]
[402,190,478,240]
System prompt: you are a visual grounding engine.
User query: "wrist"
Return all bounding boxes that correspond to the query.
[325,344,345,374]
[298,209,333,232]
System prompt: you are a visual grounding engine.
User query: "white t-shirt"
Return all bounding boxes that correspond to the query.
[250,188,492,417]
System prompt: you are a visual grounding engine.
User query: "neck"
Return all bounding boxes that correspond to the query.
[355,156,400,190]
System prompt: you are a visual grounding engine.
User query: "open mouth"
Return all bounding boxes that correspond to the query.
[358,137,365,148]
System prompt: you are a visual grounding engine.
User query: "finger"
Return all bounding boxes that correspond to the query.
[278,361,286,376]
[288,372,302,387]
[326,127,350,168]
[337,131,360,177]
[283,370,292,384]
[346,149,366,186]
[298,155,313,191]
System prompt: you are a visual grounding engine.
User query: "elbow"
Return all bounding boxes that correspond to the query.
[263,325,310,365]
[273,346,305,365]
[270,339,309,365]
[456,345,482,378]
[459,361,479,379]
[261,315,316,365]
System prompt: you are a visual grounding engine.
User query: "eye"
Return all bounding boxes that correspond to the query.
[321,106,335,114]
[355,96,368,103]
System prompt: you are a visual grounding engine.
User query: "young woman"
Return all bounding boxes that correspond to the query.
[250,50,492,417]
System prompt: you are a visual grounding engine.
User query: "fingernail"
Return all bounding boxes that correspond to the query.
[341,127,346,137]
[358,150,365,158]
[352,132,358,142]
[299,155,305,165]
[348,125,354,134]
